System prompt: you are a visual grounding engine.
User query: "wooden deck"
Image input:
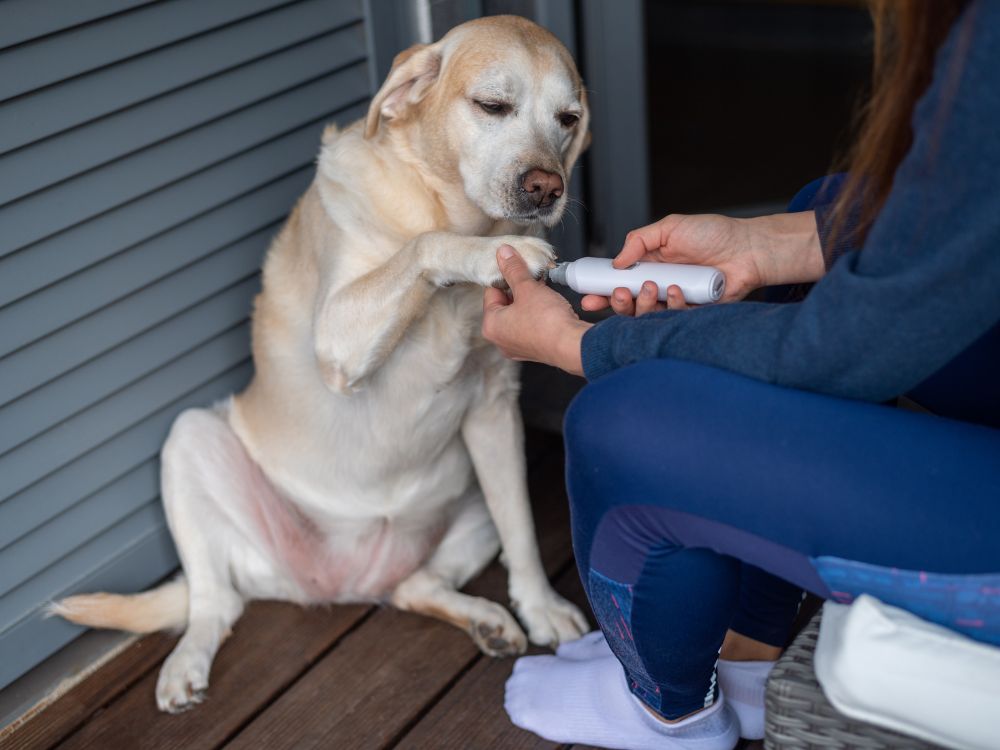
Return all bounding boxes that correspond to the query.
[2,432,611,750]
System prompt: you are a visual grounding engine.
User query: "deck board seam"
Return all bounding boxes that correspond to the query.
[38,601,176,747]
[381,649,484,750]
[210,603,377,750]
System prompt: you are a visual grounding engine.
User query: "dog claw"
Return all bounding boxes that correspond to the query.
[469,607,527,657]
[156,649,212,713]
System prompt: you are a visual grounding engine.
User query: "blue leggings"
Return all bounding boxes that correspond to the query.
[565,359,1000,719]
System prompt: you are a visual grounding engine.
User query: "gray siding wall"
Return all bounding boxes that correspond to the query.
[0,0,371,689]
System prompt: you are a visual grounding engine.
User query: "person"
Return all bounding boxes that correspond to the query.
[481,2,1000,748]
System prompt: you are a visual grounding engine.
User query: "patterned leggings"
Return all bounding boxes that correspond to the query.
[565,358,1000,719]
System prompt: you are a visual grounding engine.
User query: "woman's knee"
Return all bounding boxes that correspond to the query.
[563,360,723,537]
[562,358,802,541]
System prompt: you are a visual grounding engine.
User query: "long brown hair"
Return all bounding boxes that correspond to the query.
[829,0,971,248]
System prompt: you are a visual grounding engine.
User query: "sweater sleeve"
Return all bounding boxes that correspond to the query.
[582,0,1000,402]
[810,174,863,269]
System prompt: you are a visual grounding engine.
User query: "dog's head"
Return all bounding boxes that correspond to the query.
[364,16,590,228]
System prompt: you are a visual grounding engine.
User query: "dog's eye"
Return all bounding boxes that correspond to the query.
[558,112,580,128]
[475,100,511,116]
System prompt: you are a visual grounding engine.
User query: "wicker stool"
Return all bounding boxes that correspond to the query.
[764,613,944,749]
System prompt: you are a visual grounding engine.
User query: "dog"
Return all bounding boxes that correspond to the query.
[51,15,591,713]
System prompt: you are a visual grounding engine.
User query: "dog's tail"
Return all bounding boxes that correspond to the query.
[47,577,188,634]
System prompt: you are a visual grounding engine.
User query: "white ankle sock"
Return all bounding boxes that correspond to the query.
[555,630,612,660]
[716,659,774,740]
[505,654,739,750]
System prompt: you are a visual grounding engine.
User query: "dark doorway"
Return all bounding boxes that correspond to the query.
[644,0,873,216]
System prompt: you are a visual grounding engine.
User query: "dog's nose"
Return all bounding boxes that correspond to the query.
[521,169,564,209]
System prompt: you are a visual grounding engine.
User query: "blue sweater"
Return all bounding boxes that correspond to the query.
[582,0,1000,403]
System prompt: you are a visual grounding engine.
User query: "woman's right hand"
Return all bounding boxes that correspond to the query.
[581,212,824,314]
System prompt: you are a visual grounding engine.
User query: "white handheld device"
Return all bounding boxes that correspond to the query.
[547,257,726,305]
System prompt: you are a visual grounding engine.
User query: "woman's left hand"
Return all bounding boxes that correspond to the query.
[482,245,592,376]
[599,280,690,317]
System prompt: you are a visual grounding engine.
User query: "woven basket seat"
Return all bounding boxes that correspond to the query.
[764,613,945,750]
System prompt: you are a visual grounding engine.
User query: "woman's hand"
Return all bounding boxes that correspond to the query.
[582,211,824,314]
[482,245,591,376]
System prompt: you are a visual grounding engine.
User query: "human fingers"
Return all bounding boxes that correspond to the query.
[635,281,663,316]
[580,294,611,312]
[609,287,635,316]
[664,284,691,310]
[497,245,537,292]
[483,285,511,315]
[614,215,682,269]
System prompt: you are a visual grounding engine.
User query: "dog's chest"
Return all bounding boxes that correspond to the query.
[234,284,495,527]
[388,285,485,387]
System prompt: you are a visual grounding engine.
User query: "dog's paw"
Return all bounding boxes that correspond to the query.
[156,647,211,713]
[474,235,556,289]
[504,236,557,280]
[514,591,589,649]
[468,600,528,657]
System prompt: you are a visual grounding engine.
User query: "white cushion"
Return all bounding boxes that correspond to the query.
[814,594,1000,750]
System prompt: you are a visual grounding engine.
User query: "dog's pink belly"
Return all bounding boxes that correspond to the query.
[238,457,442,601]
[293,518,443,601]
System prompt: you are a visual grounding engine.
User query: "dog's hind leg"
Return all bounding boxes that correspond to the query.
[391,490,528,656]
[154,404,281,712]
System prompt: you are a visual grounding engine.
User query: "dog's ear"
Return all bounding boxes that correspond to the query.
[364,44,442,139]
[561,87,591,174]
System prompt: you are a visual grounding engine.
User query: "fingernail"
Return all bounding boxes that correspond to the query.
[642,282,654,296]
[498,245,514,260]
[614,290,627,302]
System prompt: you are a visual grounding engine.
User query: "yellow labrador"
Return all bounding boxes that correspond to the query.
[52,15,590,712]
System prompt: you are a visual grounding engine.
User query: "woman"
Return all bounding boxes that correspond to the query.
[482,2,1000,748]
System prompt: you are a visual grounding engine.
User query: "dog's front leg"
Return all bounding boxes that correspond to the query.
[461,356,588,647]
[314,232,554,393]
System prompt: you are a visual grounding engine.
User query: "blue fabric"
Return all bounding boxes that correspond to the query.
[787,173,860,268]
[786,175,1000,427]
[565,358,1000,719]
[785,174,844,214]
[581,0,1000,404]
[906,322,1000,428]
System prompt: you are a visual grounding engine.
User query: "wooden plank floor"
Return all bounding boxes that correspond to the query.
[1,432,611,750]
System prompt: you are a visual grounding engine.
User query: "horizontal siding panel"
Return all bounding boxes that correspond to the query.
[0,0,364,155]
[0,24,363,207]
[0,503,169,635]
[0,0,374,691]
[0,460,160,598]
[0,325,253,503]
[0,164,315,316]
[0,503,167,637]
[0,0,291,102]
[0,0,156,50]
[0,278,260,460]
[0,523,177,689]
[0,362,255,636]
[0,170,307,358]
[0,100,366,308]
[0,283,260,548]
[0,221,272,409]
[0,363,253,574]
[0,61,368,258]
[0,454,156,556]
